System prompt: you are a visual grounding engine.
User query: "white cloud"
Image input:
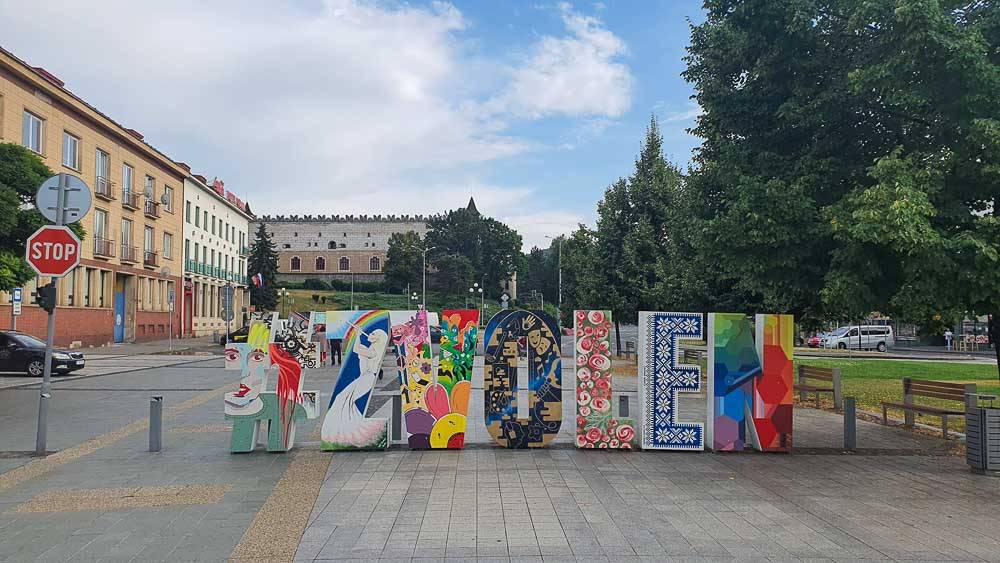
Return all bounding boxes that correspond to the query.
[661,102,703,122]
[500,210,587,249]
[0,0,630,249]
[486,2,632,119]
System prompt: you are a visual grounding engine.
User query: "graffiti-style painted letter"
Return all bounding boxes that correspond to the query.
[638,312,704,450]
[321,310,391,450]
[575,310,636,449]
[484,310,562,448]
[707,313,794,452]
[750,314,793,452]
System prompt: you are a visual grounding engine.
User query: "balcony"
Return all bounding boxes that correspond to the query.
[121,190,140,211]
[144,200,161,219]
[239,246,249,256]
[120,244,139,263]
[185,259,198,273]
[93,236,115,258]
[143,250,158,268]
[95,177,115,200]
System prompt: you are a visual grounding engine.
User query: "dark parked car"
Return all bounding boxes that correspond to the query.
[0,331,85,376]
[219,325,250,346]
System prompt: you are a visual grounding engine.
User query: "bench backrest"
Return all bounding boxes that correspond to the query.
[903,378,975,403]
[798,364,836,382]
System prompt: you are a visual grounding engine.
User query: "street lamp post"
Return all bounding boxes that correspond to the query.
[278,287,288,317]
[422,246,436,308]
[411,291,419,309]
[469,283,483,319]
[545,235,563,315]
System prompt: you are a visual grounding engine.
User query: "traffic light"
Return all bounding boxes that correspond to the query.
[36,283,56,314]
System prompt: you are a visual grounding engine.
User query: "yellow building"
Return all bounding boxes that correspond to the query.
[0,47,185,346]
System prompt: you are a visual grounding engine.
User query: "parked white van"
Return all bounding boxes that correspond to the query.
[820,325,894,352]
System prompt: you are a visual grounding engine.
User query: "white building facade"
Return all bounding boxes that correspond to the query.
[182,175,253,337]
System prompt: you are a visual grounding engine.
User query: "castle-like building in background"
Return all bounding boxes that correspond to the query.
[257,213,433,283]
[257,198,516,298]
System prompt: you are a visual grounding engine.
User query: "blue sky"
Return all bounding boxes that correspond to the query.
[0,0,706,248]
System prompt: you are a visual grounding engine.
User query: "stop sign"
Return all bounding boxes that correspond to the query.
[25,225,81,277]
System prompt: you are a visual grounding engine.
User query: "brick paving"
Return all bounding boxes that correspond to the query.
[0,355,997,562]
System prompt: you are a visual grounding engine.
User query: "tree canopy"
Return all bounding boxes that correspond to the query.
[424,206,521,297]
[383,231,424,293]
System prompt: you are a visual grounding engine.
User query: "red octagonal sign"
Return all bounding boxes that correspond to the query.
[25,225,81,277]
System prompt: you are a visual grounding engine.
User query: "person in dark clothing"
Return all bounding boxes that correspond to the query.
[330,338,343,365]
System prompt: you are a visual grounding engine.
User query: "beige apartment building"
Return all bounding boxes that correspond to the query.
[0,47,184,346]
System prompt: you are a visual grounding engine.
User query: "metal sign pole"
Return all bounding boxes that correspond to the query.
[35,174,66,456]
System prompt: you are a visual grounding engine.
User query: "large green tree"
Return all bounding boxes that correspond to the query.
[0,143,57,291]
[684,0,1000,358]
[383,231,424,293]
[248,222,279,311]
[424,206,521,297]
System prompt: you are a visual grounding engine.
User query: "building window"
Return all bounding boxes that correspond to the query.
[94,208,108,239]
[163,186,174,212]
[62,132,80,170]
[370,256,381,271]
[203,210,207,229]
[144,225,154,253]
[194,205,200,227]
[327,241,335,249]
[367,232,371,237]
[293,232,298,237]
[290,256,301,271]
[339,243,346,248]
[211,215,216,235]
[315,257,326,270]
[95,149,110,188]
[185,201,191,222]
[339,257,349,271]
[185,239,190,262]
[163,232,173,259]
[122,164,134,195]
[22,111,43,153]
[282,243,291,249]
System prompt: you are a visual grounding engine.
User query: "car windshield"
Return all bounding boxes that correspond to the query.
[831,327,850,337]
[11,333,46,347]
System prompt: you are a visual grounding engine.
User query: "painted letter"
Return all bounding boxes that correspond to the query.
[321,310,391,450]
[483,310,562,448]
[638,312,704,450]
[575,310,636,449]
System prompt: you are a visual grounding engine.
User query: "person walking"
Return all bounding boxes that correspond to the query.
[330,338,343,366]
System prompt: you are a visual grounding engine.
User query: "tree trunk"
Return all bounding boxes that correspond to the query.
[615,317,622,358]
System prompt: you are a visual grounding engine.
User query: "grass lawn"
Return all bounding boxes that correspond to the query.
[796,358,1000,432]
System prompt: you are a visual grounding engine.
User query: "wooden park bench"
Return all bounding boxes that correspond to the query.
[682,348,704,365]
[881,378,976,438]
[794,364,842,411]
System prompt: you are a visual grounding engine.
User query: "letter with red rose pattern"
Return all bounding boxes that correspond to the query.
[574,310,636,449]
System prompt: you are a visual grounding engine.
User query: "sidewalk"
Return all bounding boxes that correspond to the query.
[82,335,220,357]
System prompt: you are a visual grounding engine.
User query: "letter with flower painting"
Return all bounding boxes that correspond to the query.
[574,310,636,449]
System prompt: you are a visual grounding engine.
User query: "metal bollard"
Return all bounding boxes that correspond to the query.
[149,396,163,452]
[619,395,629,418]
[391,394,402,443]
[843,396,856,450]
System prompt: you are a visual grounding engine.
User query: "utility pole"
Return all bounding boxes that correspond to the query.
[422,246,435,308]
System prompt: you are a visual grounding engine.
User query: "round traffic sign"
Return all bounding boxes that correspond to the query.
[35,174,92,224]
[25,225,82,277]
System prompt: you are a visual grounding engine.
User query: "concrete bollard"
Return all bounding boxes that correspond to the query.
[619,395,629,418]
[149,396,163,452]
[843,396,856,450]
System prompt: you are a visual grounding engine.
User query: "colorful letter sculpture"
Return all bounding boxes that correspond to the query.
[707,314,793,452]
[483,310,562,448]
[751,314,794,451]
[574,310,636,449]
[224,313,320,453]
[321,310,392,450]
[392,309,480,449]
[638,312,705,450]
